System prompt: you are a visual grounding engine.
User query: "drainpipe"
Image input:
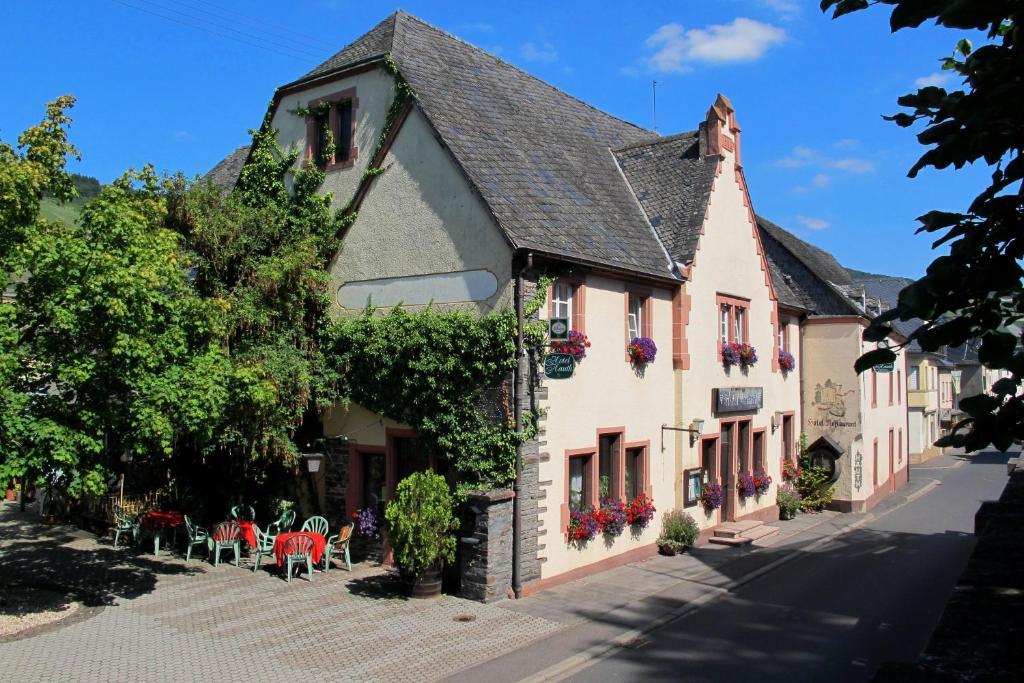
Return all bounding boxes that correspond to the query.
[512,251,532,599]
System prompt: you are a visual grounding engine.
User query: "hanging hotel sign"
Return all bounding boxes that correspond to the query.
[874,339,895,373]
[715,387,763,413]
[544,353,575,379]
[549,317,570,340]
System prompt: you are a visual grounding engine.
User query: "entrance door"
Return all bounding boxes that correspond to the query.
[720,423,735,522]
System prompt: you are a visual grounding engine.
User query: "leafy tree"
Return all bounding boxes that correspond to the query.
[827,1,1024,451]
[165,124,345,476]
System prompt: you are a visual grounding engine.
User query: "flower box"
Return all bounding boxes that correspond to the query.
[722,342,758,369]
[627,336,657,365]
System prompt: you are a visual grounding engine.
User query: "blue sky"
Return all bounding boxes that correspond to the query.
[1,0,990,278]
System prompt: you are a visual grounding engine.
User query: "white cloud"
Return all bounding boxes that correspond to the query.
[914,72,952,88]
[796,214,830,230]
[521,41,558,63]
[619,65,641,78]
[644,18,785,73]
[813,173,831,188]
[174,130,194,141]
[758,0,800,20]
[460,22,495,33]
[774,146,875,174]
[833,138,860,150]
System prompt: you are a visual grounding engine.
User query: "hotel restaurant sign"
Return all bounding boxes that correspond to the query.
[715,387,763,413]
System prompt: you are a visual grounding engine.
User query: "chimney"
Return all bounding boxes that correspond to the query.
[698,94,741,164]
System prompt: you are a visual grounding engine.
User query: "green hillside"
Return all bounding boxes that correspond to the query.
[38,173,101,225]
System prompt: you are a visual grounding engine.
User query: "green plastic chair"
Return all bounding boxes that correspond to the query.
[282,533,315,583]
[271,508,295,534]
[229,504,255,522]
[208,522,242,567]
[300,515,329,537]
[324,522,354,572]
[183,515,209,562]
[111,506,138,548]
[251,525,278,572]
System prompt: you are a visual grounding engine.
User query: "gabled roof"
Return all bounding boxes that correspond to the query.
[205,145,249,190]
[855,276,925,350]
[613,132,718,265]
[755,216,861,315]
[281,10,673,278]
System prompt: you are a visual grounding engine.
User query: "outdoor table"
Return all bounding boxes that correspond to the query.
[272,532,326,568]
[236,520,257,548]
[138,511,185,555]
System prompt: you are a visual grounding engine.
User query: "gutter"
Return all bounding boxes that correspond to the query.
[512,251,533,599]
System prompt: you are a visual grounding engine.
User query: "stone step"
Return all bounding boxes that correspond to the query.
[713,520,764,538]
[708,535,753,547]
[743,525,780,542]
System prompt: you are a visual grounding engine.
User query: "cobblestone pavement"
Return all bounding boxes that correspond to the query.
[0,504,563,682]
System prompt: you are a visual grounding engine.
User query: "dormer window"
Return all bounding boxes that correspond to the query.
[305,88,359,170]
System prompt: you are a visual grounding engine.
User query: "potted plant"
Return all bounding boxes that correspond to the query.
[626,493,656,530]
[596,498,627,538]
[737,471,757,500]
[752,467,773,497]
[627,336,657,366]
[384,471,457,598]
[551,330,591,361]
[566,507,599,545]
[779,349,796,372]
[657,510,699,555]
[777,483,801,520]
[700,482,723,513]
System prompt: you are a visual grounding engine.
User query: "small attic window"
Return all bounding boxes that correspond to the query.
[306,88,359,170]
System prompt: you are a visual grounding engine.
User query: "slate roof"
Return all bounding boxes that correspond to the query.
[755,216,861,315]
[279,11,674,278]
[205,145,249,190]
[613,132,719,264]
[856,276,925,350]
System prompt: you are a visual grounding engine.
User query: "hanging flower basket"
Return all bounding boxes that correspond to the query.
[551,330,591,362]
[626,493,656,530]
[779,350,796,372]
[627,336,658,365]
[752,467,773,497]
[737,471,757,499]
[595,499,628,538]
[700,482,723,512]
[567,507,599,544]
[722,342,758,369]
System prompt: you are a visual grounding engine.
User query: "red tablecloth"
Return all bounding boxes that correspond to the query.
[237,520,257,548]
[273,532,326,567]
[139,511,185,531]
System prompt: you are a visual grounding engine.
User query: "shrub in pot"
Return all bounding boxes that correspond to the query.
[657,510,699,555]
[777,483,801,520]
[384,471,457,598]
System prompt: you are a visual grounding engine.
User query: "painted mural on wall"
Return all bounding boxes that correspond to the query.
[810,379,858,429]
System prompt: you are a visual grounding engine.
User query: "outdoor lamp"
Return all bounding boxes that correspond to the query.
[303,452,324,474]
[772,411,784,433]
[689,418,704,446]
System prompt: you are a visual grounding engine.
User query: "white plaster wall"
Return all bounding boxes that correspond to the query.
[273,67,396,209]
[908,410,925,454]
[537,275,676,578]
[857,336,909,497]
[329,107,513,315]
[678,148,799,529]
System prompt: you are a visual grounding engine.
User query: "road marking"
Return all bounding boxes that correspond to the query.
[521,477,944,682]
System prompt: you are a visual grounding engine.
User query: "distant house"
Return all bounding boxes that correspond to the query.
[209,11,910,597]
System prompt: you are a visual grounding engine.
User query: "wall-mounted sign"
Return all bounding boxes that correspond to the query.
[544,353,575,379]
[715,387,763,413]
[874,339,895,373]
[549,317,569,340]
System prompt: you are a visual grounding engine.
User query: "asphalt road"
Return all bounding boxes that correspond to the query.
[566,449,1012,682]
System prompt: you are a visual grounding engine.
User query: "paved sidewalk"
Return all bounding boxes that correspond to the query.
[0,504,563,682]
[449,469,944,682]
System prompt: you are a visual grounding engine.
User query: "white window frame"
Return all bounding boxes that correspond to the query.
[734,307,746,344]
[908,366,920,390]
[628,294,643,341]
[720,305,730,344]
[552,283,573,322]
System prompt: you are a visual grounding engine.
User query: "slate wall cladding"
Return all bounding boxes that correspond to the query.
[460,488,514,602]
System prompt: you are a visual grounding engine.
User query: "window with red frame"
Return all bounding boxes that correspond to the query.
[306,91,357,170]
[568,454,593,512]
[717,295,750,352]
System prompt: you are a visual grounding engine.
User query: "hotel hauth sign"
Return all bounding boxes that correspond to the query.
[715,387,763,413]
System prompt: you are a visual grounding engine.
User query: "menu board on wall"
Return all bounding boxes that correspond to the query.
[714,387,763,413]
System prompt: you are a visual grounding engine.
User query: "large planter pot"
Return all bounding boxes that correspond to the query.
[779,506,796,521]
[405,564,443,599]
[658,542,687,556]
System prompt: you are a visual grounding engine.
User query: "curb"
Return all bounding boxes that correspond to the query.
[521,477,943,682]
